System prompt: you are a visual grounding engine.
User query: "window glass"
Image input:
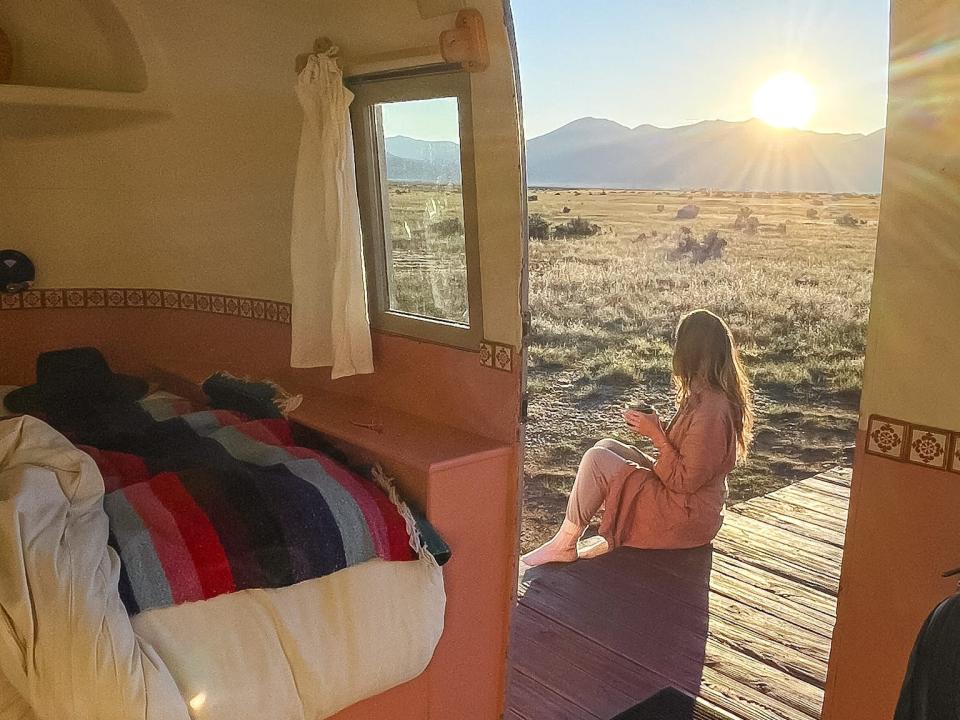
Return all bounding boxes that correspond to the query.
[376,97,468,325]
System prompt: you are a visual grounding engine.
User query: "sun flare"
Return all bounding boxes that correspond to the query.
[752,72,817,129]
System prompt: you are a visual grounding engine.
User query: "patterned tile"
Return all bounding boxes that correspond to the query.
[43,289,64,308]
[494,343,513,373]
[949,435,960,475]
[907,425,950,469]
[86,289,106,307]
[479,342,494,368]
[145,290,163,308]
[21,290,42,309]
[0,286,292,325]
[1,293,21,309]
[866,415,908,459]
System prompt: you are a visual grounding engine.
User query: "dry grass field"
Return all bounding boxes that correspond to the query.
[386,183,878,552]
[522,188,877,550]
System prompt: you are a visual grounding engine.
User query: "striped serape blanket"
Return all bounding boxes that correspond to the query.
[74,393,419,615]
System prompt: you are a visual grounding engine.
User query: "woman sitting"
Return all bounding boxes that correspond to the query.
[522,309,753,566]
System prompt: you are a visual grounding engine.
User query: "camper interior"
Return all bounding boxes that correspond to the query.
[0,1,957,719]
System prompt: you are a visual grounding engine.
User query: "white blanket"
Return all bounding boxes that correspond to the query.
[0,416,445,720]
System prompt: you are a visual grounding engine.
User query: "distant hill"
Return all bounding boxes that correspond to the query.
[384,135,461,183]
[526,117,885,193]
[385,119,885,193]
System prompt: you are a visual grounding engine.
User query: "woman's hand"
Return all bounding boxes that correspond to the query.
[623,409,666,445]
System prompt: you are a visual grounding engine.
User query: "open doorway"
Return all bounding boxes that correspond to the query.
[508,1,889,718]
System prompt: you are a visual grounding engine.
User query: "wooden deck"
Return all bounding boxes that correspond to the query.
[505,467,852,720]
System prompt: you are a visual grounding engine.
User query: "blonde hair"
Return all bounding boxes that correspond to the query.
[672,309,754,459]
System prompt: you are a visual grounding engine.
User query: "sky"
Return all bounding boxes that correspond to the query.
[383,0,890,142]
[512,0,890,139]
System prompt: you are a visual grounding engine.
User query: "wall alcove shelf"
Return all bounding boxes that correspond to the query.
[0,82,165,114]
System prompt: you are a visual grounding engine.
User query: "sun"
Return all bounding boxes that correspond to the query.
[752,72,817,129]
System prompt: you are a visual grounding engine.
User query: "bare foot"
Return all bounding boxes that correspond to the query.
[521,537,579,567]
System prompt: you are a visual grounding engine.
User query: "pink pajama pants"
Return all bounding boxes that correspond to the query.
[565,439,653,526]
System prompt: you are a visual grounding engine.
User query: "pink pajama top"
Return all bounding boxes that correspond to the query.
[599,385,739,550]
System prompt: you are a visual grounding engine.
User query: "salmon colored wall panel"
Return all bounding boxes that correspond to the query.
[0,309,520,444]
[329,672,429,720]
[426,452,519,720]
[822,435,960,720]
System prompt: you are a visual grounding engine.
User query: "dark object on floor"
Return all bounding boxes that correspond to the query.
[202,371,284,418]
[5,347,148,416]
[894,591,960,720]
[612,688,737,720]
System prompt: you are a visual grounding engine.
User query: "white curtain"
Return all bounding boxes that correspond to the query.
[290,50,374,378]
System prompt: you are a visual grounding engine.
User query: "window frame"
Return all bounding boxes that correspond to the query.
[350,71,483,351]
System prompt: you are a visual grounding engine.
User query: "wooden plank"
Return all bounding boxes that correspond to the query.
[505,667,600,720]
[710,554,838,619]
[744,495,848,534]
[720,514,844,568]
[510,605,679,716]
[704,639,824,718]
[771,484,850,515]
[519,570,712,676]
[573,549,836,651]
[730,503,847,549]
[713,516,841,594]
[816,467,852,487]
[568,553,832,687]
[799,477,851,500]
[706,610,828,688]
[636,548,838,639]
[516,575,818,720]
[699,663,819,720]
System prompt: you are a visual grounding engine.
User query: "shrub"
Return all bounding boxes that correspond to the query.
[528,194,538,202]
[673,228,727,263]
[562,206,571,214]
[656,204,665,212]
[835,213,859,227]
[676,204,700,220]
[811,198,824,206]
[430,217,464,236]
[528,214,550,240]
[742,216,760,235]
[806,208,819,219]
[553,216,601,239]
[777,222,788,235]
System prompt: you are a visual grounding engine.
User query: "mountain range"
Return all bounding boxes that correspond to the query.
[385,118,885,193]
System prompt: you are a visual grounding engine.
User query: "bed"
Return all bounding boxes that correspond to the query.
[0,389,445,720]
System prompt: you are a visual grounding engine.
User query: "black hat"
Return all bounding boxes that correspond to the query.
[0,250,36,293]
[5,347,148,415]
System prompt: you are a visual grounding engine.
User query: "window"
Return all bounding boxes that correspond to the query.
[351,72,482,349]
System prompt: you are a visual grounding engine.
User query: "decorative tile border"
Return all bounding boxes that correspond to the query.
[866,414,960,473]
[0,288,291,324]
[480,340,513,372]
